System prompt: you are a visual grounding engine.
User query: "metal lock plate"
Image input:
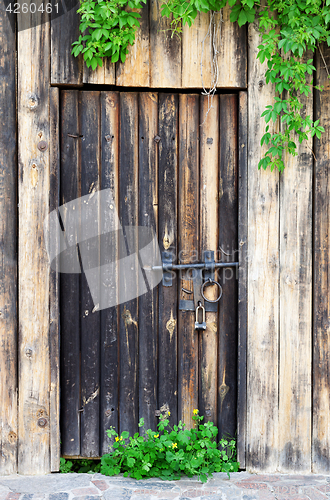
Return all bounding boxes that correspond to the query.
[195,303,207,331]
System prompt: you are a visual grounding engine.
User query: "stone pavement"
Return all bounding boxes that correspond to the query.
[0,472,330,500]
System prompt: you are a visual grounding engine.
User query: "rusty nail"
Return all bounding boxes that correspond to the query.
[105,135,111,142]
[26,348,32,358]
[37,141,48,152]
[67,134,83,138]
[154,135,161,143]
[37,417,47,428]
[154,410,161,417]
[105,409,111,417]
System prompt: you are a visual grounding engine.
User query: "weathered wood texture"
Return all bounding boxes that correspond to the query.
[0,0,17,475]
[17,10,51,473]
[313,44,330,474]
[247,21,279,472]
[50,0,247,88]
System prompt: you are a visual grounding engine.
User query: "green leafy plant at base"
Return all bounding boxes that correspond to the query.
[100,409,239,483]
[72,0,146,70]
[59,457,101,473]
[159,0,329,171]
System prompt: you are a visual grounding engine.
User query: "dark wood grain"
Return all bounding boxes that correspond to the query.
[138,93,159,432]
[218,94,238,441]
[158,94,179,426]
[60,90,81,456]
[0,0,17,474]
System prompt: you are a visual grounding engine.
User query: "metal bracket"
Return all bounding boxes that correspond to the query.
[162,251,173,287]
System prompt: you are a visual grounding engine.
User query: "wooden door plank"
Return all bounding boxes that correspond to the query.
[83,58,115,85]
[158,93,179,426]
[80,91,101,457]
[49,87,60,471]
[138,92,159,431]
[17,13,51,473]
[0,0,17,475]
[218,94,238,441]
[178,94,199,428]
[199,96,219,425]
[150,0,181,87]
[60,90,81,457]
[216,5,247,88]
[237,90,248,469]
[51,1,83,85]
[247,22,279,472]
[116,3,150,87]
[119,93,139,436]
[279,74,313,473]
[313,44,330,474]
[99,91,120,455]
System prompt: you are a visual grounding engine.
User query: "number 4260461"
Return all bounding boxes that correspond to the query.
[6,2,59,13]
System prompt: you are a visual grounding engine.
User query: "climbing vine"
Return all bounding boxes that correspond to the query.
[72,0,330,171]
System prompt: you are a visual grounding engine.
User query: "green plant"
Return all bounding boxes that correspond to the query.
[100,409,239,483]
[72,0,146,70]
[59,457,101,473]
[160,0,329,171]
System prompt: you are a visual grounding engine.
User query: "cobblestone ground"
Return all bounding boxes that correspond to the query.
[0,472,330,500]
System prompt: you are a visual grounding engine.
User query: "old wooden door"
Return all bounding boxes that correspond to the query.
[59,90,247,459]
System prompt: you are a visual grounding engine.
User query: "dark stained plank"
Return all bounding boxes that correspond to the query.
[237,90,248,469]
[51,0,82,85]
[313,44,330,474]
[60,90,81,457]
[199,96,219,425]
[0,0,17,474]
[158,94,179,426]
[138,93,159,432]
[218,94,238,441]
[49,87,60,471]
[17,9,52,474]
[178,94,199,429]
[118,93,139,436]
[99,91,120,454]
[79,91,101,457]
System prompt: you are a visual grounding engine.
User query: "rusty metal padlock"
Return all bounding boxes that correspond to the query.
[195,303,206,331]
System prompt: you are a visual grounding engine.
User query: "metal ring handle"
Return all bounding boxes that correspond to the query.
[201,278,222,303]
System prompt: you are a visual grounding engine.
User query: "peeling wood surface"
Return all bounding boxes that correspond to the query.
[218,94,238,440]
[313,44,330,474]
[247,21,279,472]
[17,13,51,473]
[199,96,219,425]
[0,0,17,475]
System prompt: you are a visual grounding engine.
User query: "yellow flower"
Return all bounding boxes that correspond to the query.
[193,409,198,415]
[154,434,159,438]
[172,442,177,449]
[168,411,171,416]
[115,437,119,442]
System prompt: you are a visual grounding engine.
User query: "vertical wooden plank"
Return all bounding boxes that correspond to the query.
[0,0,17,475]
[17,11,51,473]
[150,0,181,88]
[178,94,199,429]
[237,90,248,469]
[138,93,158,431]
[83,58,115,85]
[99,91,120,455]
[199,96,219,425]
[216,5,247,88]
[218,94,238,441]
[51,0,83,85]
[49,87,60,471]
[60,90,81,457]
[158,94,179,426]
[119,93,139,436]
[312,44,330,474]
[116,3,149,87]
[247,22,279,472]
[182,12,213,89]
[80,91,101,457]
[279,70,313,473]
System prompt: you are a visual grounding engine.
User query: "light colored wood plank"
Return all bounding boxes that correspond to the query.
[150,0,181,87]
[0,0,18,475]
[17,13,51,474]
[116,3,150,86]
[312,44,330,474]
[199,95,219,425]
[278,64,313,473]
[247,21,279,472]
[83,57,115,84]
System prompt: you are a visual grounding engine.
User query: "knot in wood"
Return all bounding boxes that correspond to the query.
[258,80,265,89]
[25,348,33,358]
[27,93,39,110]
